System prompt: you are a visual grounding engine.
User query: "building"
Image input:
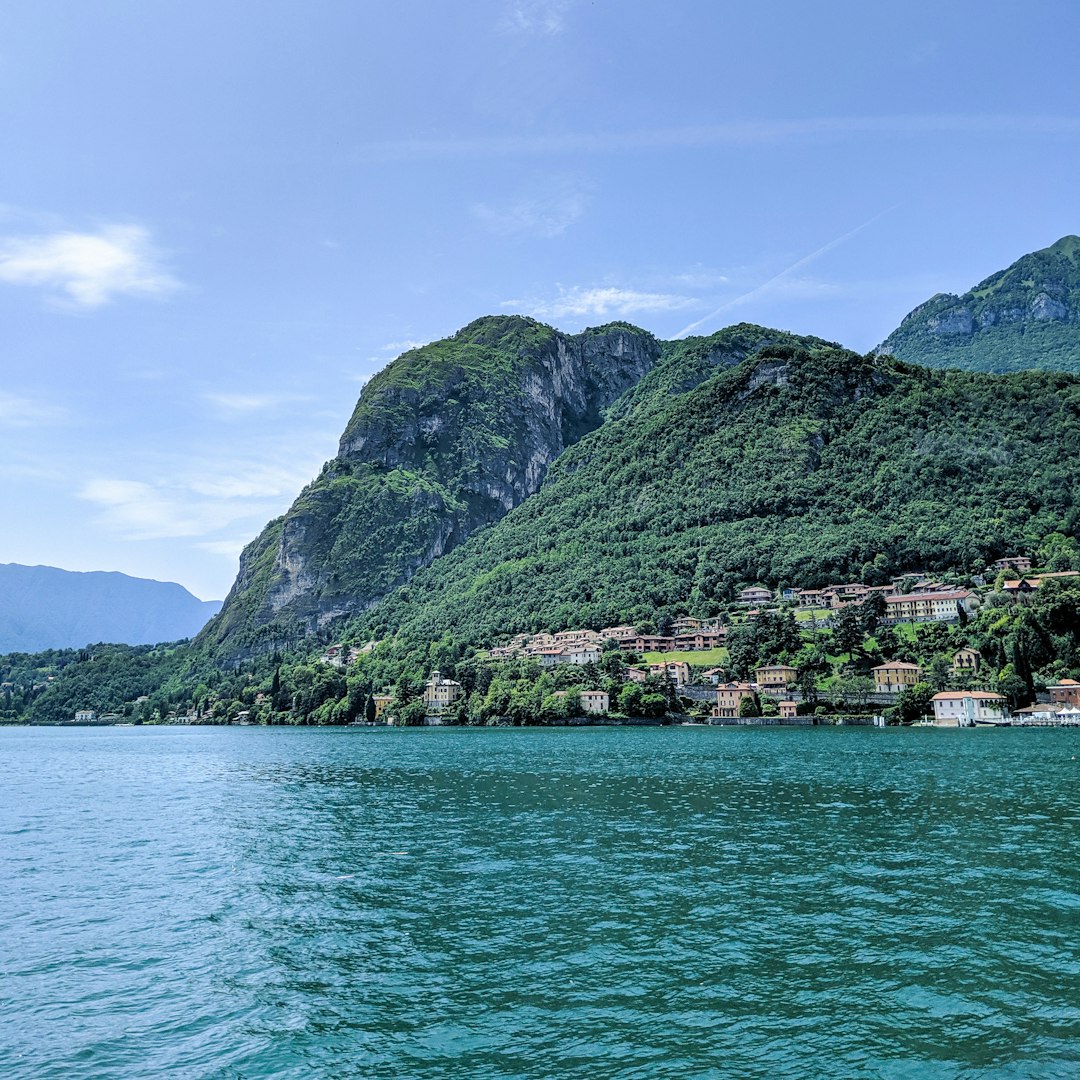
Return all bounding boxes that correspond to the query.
[423,670,463,712]
[673,629,726,650]
[600,625,637,641]
[672,617,703,633]
[73,709,96,722]
[1001,571,1080,597]
[778,700,798,719]
[565,646,601,665]
[755,664,798,693]
[950,647,981,676]
[883,591,976,623]
[991,556,1032,574]
[1049,678,1080,707]
[713,682,756,718]
[372,694,393,721]
[553,689,609,714]
[625,666,648,683]
[649,661,691,686]
[738,586,774,605]
[700,667,727,685]
[930,691,1008,726]
[872,662,923,695]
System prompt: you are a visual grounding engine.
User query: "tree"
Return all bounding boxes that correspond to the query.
[895,682,935,725]
[365,693,377,723]
[832,605,863,662]
[861,592,887,635]
[738,694,760,718]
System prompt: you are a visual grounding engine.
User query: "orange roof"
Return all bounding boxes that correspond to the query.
[872,662,921,670]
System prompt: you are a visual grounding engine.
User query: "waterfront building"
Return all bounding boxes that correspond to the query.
[930,691,1008,726]
[424,670,463,712]
[713,682,755,718]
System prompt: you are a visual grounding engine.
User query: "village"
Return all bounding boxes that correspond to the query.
[314,558,1080,730]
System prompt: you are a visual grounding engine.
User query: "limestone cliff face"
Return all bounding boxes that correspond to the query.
[204,316,659,651]
[878,236,1080,372]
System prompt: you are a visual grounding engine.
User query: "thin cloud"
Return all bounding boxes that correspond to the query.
[498,0,569,35]
[0,392,68,428]
[358,113,1080,163]
[203,391,312,417]
[0,224,179,308]
[673,207,898,338]
[381,339,426,352]
[473,181,589,238]
[505,285,696,320]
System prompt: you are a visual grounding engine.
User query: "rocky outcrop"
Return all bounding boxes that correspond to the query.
[877,236,1080,372]
[204,316,660,651]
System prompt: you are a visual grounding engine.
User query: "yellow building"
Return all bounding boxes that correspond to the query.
[372,694,393,721]
[872,662,922,694]
[755,664,797,692]
[950,648,981,675]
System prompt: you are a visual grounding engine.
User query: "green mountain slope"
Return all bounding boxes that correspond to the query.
[879,236,1080,372]
[349,339,1080,653]
[202,316,661,652]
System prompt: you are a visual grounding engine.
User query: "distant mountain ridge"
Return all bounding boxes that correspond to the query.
[878,235,1080,372]
[0,564,221,654]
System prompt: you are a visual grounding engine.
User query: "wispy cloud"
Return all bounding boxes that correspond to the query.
[0,392,68,428]
[381,339,426,353]
[473,178,589,238]
[202,391,312,417]
[498,0,569,35]
[673,207,898,338]
[0,224,179,308]
[78,454,323,542]
[503,285,696,320]
[358,113,1080,163]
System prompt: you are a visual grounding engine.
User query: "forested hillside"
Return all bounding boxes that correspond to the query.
[347,340,1080,661]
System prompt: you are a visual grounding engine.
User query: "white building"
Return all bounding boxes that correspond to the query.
[930,691,1008,727]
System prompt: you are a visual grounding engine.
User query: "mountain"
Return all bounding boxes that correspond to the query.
[351,335,1080,657]
[206,309,1080,664]
[878,236,1080,372]
[0,564,221,654]
[202,316,665,651]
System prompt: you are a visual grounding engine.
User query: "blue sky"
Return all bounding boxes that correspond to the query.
[1,0,1078,600]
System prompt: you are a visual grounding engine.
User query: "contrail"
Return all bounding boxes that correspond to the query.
[672,205,900,339]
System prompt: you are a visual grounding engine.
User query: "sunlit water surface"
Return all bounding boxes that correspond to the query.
[1,725,1078,1079]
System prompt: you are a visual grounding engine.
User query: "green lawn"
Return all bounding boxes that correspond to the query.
[642,647,729,667]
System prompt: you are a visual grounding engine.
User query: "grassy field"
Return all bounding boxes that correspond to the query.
[642,647,729,667]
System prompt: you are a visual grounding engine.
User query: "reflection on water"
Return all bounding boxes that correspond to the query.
[1,726,1078,1078]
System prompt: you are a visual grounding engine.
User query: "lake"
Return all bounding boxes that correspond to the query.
[1,725,1078,1078]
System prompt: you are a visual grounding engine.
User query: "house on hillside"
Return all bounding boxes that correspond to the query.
[990,556,1031,574]
[738,586,774,605]
[778,700,798,719]
[372,694,393,721]
[755,664,798,693]
[625,666,648,683]
[73,709,96,722]
[649,661,690,686]
[931,691,1008,726]
[1001,571,1080,598]
[872,662,923,695]
[883,590,975,623]
[951,647,981,676]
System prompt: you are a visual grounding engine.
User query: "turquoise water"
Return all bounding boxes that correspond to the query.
[1,726,1078,1079]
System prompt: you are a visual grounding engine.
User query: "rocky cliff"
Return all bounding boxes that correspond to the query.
[202,316,660,651]
[878,235,1080,372]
